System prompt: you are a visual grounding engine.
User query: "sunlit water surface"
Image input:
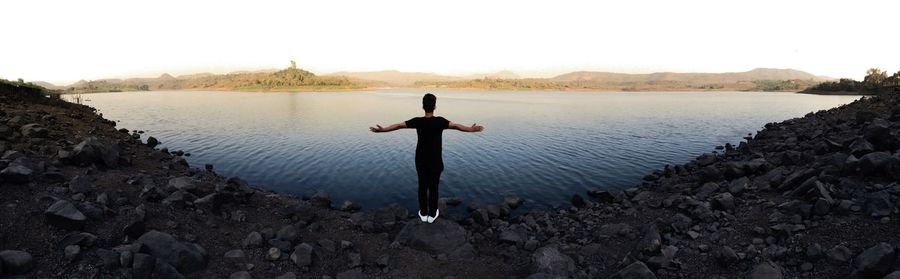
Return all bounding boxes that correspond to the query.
[75,90,859,213]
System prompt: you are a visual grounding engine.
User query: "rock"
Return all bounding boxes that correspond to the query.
[336,269,369,279]
[59,232,98,249]
[696,182,719,200]
[608,261,657,279]
[532,246,575,276]
[277,225,300,243]
[395,219,467,254]
[499,224,528,246]
[850,137,875,157]
[64,244,81,261]
[717,246,739,265]
[571,194,587,208]
[0,163,32,183]
[859,152,892,175]
[525,239,540,252]
[883,272,900,279]
[62,137,121,168]
[449,243,477,259]
[224,249,246,265]
[124,220,147,240]
[310,191,331,208]
[637,224,661,254]
[268,247,282,261]
[230,271,251,279]
[68,175,95,194]
[167,176,197,192]
[146,136,160,148]
[748,261,783,279]
[670,213,693,232]
[728,177,749,195]
[0,250,34,275]
[586,189,619,203]
[712,192,735,210]
[242,231,263,248]
[854,243,897,278]
[269,239,293,253]
[806,243,823,260]
[472,208,490,226]
[132,253,156,279]
[45,200,87,230]
[376,254,390,267]
[97,248,120,268]
[864,191,894,218]
[137,230,208,274]
[162,190,196,208]
[340,200,361,212]
[827,245,852,262]
[504,196,524,209]
[290,243,313,267]
[696,153,717,166]
[20,123,48,138]
[484,204,502,218]
[275,272,298,279]
[813,198,831,215]
[348,252,362,268]
[154,261,185,279]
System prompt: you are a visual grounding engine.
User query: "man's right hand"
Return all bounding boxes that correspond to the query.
[369,124,384,132]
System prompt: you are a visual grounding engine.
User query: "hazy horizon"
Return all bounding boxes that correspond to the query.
[2,0,898,85]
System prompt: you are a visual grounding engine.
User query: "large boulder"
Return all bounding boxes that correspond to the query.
[136,230,208,275]
[854,243,897,278]
[68,175,95,194]
[167,177,197,192]
[0,250,34,275]
[637,224,661,255]
[499,224,528,246]
[0,162,32,183]
[59,137,121,168]
[394,219,467,255]
[748,261,783,279]
[532,246,575,277]
[290,243,313,267]
[19,123,48,138]
[608,261,657,279]
[45,200,87,230]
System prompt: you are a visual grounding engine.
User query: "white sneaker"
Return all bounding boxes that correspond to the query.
[426,209,439,223]
[418,210,428,222]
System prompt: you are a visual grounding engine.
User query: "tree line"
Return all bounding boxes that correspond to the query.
[804,68,900,94]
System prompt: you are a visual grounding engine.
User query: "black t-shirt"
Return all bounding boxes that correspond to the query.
[405,116,450,169]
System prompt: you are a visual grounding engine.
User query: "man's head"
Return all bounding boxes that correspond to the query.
[422,93,436,113]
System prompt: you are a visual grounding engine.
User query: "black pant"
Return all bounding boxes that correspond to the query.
[416,165,442,216]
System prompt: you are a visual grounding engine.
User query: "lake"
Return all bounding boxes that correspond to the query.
[74,90,860,213]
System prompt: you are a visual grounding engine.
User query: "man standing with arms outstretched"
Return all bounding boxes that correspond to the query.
[370,93,484,223]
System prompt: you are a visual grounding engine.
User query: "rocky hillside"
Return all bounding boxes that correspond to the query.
[550,68,831,84]
[1,88,900,279]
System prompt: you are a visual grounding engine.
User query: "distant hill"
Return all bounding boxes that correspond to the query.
[56,66,833,93]
[325,70,520,86]
[30,81,61,90]
[551,68,833,83]
[60,66,363,93]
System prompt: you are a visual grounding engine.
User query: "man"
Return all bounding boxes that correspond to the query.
[369,93,484,223]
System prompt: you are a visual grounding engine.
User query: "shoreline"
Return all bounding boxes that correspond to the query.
[1,91,899,278]
[56,87,821,95]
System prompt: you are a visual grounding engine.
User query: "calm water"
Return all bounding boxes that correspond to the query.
[75,90,859,212]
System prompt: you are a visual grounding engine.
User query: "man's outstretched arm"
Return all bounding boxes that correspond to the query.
[369,122,406,133]
[449,122,485,132]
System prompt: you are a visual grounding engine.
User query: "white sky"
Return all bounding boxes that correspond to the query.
[2,0,898,85]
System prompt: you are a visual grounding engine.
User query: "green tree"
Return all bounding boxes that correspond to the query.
[863,68,887,90]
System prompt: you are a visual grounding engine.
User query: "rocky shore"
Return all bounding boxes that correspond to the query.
[1,90,899,279]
